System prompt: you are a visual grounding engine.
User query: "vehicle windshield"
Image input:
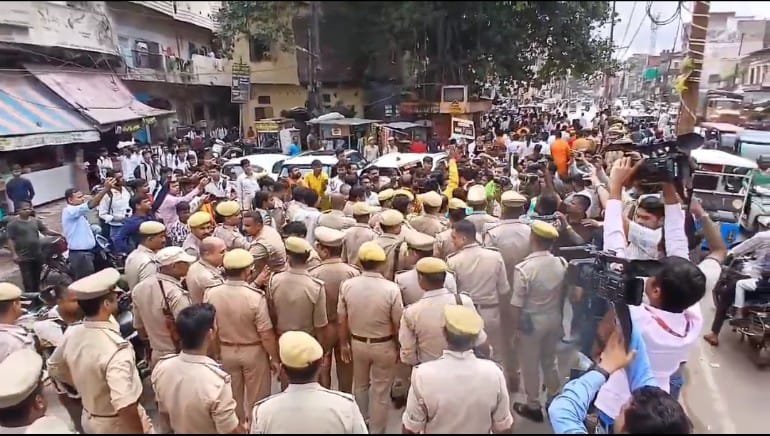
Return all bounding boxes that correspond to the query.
[714,99,741,111]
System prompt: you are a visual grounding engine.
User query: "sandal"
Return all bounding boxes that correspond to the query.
[513,402,544,423]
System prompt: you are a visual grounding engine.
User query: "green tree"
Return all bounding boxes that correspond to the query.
[216,1,613,88]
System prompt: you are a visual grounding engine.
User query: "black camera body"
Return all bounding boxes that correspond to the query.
[561,246,646,306]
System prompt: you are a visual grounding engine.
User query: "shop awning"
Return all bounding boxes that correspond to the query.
[0,72,99,151]
[25,64,175,127]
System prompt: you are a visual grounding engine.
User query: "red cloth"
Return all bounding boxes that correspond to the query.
[410,140,428,153]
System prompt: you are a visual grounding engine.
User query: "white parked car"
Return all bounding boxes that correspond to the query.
[360,152,448,177]
[221,153,287,182]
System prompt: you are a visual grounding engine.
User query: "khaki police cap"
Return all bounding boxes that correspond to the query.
[358,241,386,262]
[0,283,22,302]
[531,220,560,240]
[500,191,528,207]
[279,331,323,369]
[69,268,121,300]
[223,248,254,269]
[467,185,487,204]
[156,246,196,266]
[448,198,468,210]
[0,349,43,408]
[444,305,484,336]
[415,257,448,274]
[377,188,395,202]
[188,211,212,228]
[215,201,241,217]
[314,226,345,247]
[405,231,436,252]
[285,236,312,254]
[318,212,354,230]
[393,189,414,201]
[380,209,404,226]
[419,191,442,208]
[139,220,165,235]
[352,202,376,216]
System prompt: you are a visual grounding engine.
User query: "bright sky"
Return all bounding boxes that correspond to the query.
[600,1,770,59]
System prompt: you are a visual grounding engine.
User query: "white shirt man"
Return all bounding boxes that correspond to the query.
[96,155,113,181]
[98,185,132,237]
[293,204,321,245]
[118,152,141,181]
[236,171,261,210]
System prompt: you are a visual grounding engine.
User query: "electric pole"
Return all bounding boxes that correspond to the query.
[307,1,322,116]
[603,0,617,112]
[677,0,710,135]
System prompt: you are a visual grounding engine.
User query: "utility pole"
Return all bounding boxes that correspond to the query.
[307,1,322,116]
[603,0,617,112]
[732,32,745,89]
[677,0,710,135]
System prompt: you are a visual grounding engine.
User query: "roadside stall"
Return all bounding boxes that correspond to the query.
[308,117,380,151]
[253,118,299,154]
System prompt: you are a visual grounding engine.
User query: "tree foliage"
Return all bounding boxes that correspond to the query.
[215,1,614,88]
[214,1,300,56]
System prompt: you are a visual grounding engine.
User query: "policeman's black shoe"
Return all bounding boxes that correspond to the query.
[513,402,544,423]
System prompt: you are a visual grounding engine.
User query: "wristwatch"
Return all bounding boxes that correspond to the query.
[590,363,611,381]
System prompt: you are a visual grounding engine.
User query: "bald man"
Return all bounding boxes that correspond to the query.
[330,193,347,211]
[186,236,226,304]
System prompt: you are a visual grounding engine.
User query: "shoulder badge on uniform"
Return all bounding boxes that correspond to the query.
[308,275,324,287]
[202,362,231,381]
[483,246,499,252]
[99,328,130,350]
[320,388,356,402]
[446,251,459,260]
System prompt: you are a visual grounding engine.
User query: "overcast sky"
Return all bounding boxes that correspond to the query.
[601,1,770,59]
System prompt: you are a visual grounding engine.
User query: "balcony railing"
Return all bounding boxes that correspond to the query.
[121,51,230,86]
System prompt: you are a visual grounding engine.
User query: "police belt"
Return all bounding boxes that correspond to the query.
[84,408,118,418]
[351,334,394,344]
[219,340,261,346]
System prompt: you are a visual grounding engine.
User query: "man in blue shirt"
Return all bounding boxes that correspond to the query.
[548,327,692,434]
[5,165,34,212]
[288,140,301,156]
[61,178,115,279]
[113,194,157,254]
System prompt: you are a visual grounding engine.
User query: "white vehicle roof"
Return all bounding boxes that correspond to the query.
[366,152,447,169]
[223,153,286,172]
[691,149,758,169]
[282,154,340,166]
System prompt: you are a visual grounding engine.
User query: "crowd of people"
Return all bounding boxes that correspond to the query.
[0,104,741,434]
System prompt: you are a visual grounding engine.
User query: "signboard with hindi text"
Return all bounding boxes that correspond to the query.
[231,61,251,104]
[451,117,475,139]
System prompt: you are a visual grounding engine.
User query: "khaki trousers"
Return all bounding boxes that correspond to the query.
[320,323,353,393]
[221,344,270,423]
[477,306,505,365]
[518,311,563,407]
[352,340,397,434]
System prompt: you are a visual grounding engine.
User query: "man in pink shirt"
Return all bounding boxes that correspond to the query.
[156,176,208,227]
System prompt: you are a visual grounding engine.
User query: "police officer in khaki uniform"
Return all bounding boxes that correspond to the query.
[318,209,356,231]
[433,198,468,259]
[132,246,194,367]
[338,241,403,434]
[373,209,406,281]
[482,190,532,390]
[465,185,499,237]
[401,305,514,434]
[395,232,457,306]
[243,211,287,274]
[0,349,75,434]
[185,236,226,304]
[342,202,378,266]
[250,331,367,434]
[511,220,567,423]
[123,221,166,291]
[48,268,147,434]
[398,257,485,365]
[308,227,360,393]
[183,211,214,258]
[408,191,448,237]
[212,200,250,250]
[368,189,395,231]
[204,249,280,423]
[151,303,242,434]
[267,237,328,342]
[447,219,509,369]
[0,283,34,361]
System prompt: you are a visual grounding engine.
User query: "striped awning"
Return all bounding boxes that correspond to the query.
[0,72,99,151]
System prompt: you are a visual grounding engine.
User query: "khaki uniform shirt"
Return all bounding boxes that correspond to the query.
[213,224,250,250]
[152,352,239,434]
[308,259,361,323]
[204,280,273,345]
[0,323,35,361]
[132,273,191,358]
[402,350,514,434]
[342,224,378,265]
[398,289,486,365]
[408,214,447,237]
[307,248,322,269]
[248,226,287,271]
[447,243,510,306]
[374,233,405,281]
[433,228,455,260]
[483,219,532,290]
[338,272,403,338]
[251,383,367,434]
[48,321,143,426]
[511,251,568,315]
[123,245,157,291]
[267,267,327,335]
[466,211,499,237]
[395,269,458,306]
[0,416,75,434]
[319,210,356,230]
[182,233,203,258]
[186,260,224,304]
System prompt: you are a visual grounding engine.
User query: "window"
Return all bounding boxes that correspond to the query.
[249,36,271,62]
[322,94,331,103]
[193,104,205,122]
[257,95,271,105]
[708,73,721,84]
[254,107,274,120]
[133,40,162,70]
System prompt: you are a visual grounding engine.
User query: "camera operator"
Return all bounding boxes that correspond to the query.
[593,157,725,430]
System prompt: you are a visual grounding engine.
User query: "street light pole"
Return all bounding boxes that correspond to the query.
[732,32,745,89]
[604,0,617,113]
